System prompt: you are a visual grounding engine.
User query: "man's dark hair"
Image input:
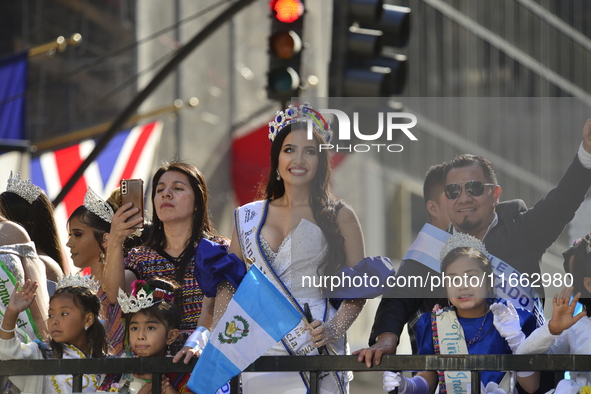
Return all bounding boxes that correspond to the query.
[423,163,447,206]
[445,154,498,185]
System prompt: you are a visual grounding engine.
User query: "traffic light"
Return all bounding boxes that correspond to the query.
[329,1,410,97]
[267,0,305,102]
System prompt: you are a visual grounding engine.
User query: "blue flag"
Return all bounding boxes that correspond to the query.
[187,265,301,394]
[0,52,28,140]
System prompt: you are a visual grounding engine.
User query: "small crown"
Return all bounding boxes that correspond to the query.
[440,232,489,261]
[84,187,114,223]
[117,288,155,314]
[268,102,332,143]
[56,274,100,293]
[6,172,42,204]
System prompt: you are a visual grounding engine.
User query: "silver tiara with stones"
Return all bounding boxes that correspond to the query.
[84,187,114,223]
[117,288,155,314]
[56,274,100,293]
[439,232,489,261]
[6,172,42,204]
[268,102,332,143]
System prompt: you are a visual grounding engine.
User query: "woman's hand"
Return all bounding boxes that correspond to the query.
[172,346,201,364]
[110,202,143,245]
[307,320,337,348]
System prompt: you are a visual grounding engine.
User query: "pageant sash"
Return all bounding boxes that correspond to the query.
[234,200,347,394]
[433,309,471,394]
[0,259,39,342]
[403,224,544,326]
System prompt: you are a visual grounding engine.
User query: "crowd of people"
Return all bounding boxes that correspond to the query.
[0,103,590,394]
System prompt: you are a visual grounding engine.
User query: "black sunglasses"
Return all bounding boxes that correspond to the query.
[444,180,496,200]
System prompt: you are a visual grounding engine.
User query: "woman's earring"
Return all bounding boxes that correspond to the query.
[99,252,106,265]
[276,169,281,181]
[84,325,89,331]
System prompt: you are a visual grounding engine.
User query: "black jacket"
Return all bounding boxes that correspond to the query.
[370,155,591,347]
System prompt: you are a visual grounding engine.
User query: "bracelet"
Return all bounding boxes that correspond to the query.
[0,324,16,333]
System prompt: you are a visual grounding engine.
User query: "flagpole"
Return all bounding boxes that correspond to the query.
[28,34,82,58]
[52,0,257,207]
[32,99,197,152]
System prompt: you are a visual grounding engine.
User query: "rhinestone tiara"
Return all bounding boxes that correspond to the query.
[117,288,154,314]
[6,172,42,204]
[56,274,100,293]
[84,187,114,223]
[440,232,489,261]
[268,102,332,143]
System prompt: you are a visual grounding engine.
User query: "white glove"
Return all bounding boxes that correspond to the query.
[383,372,429,394]
[490,302,525,353]
[483,381,508,394]
[184,326,211,352]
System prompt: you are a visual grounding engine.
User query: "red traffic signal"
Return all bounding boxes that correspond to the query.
[270,0,304,23]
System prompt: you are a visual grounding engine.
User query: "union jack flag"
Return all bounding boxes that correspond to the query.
[31,121,162,229]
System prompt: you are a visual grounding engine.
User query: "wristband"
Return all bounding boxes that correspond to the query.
[0,324,16,333]
[185,341,198,349]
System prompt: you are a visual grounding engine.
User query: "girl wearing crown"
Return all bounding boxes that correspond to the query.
[384,233,539,394]
[195,103,368,394]
[116,278,196,393]
[67,187,127,356]
[104,162,227,355]
[0,275,114,393]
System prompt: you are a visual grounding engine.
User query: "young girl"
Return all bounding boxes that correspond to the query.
[116,278,190,394]
[514,235,591,393]
[0,275,112,393]
[384,233,539,394]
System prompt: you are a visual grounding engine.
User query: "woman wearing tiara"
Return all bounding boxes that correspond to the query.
[104,162,227,355]
[66,187,126,356]
[0,172,65,283]
[202,103,368,394]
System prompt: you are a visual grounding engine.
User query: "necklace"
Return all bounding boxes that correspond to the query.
[465,312,488,346]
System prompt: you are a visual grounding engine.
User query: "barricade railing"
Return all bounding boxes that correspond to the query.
[1,354,590,394]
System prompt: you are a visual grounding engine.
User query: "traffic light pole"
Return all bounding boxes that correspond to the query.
[329,0,349,97]
[52,0,257,207]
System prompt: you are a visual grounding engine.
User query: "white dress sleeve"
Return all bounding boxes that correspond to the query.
[515,323,562,355]
[0,336,45,394]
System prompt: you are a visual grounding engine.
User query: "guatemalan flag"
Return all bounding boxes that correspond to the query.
[30,121,162,243]
[188,265,301,394]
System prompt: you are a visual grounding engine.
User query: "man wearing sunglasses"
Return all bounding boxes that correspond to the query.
[358,119,591,369]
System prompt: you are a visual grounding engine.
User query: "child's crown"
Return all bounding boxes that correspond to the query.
[56,274,100,293]
[440,232,488,261]
[117,280,175,314]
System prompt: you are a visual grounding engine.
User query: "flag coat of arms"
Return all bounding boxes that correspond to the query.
[187,265,302,394]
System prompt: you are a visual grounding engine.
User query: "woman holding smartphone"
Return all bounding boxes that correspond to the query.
[104,162,226,354]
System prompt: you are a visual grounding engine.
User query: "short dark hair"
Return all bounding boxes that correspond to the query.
[445,154,498,185]
[423,163,447,206]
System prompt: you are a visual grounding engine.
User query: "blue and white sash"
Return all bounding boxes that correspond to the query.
[403,224,545,326]
[235,200,347,394]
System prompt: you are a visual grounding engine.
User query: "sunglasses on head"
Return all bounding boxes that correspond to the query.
[444,180,496,200]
